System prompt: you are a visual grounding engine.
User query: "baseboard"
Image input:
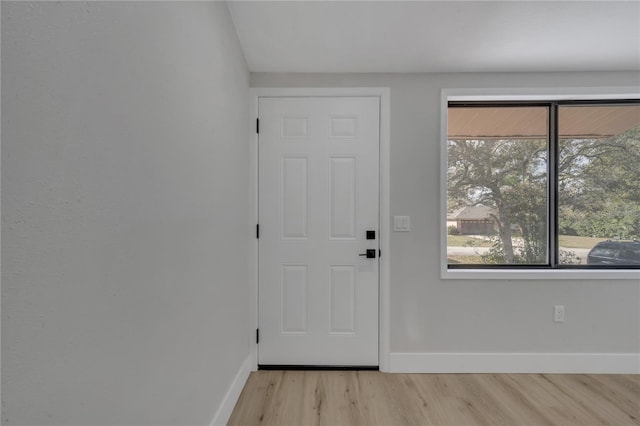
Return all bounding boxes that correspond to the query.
[210,355,251,426]
[389,352,640,374]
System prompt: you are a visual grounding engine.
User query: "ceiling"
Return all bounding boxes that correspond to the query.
[227,1,640,73]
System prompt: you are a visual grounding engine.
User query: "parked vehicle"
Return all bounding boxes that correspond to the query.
[586,240,640,265]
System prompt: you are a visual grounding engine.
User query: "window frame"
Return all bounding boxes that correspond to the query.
[440,87,640,280]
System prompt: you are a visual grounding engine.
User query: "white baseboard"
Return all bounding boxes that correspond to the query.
[389,352,640,374]
[210,355,251,426]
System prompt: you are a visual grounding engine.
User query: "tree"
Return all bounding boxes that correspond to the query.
[558,124,640,240]
[448,138,547,263]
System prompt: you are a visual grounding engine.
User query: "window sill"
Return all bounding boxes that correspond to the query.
[442,268,640,280]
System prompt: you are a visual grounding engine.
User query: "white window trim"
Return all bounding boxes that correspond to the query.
[440,87,640,280]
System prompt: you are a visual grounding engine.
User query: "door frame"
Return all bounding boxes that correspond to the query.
[249,87,391,371]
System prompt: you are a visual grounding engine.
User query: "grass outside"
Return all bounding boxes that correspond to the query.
[447,235,493,247]
[448,234,610,249]
[448,235,617,266]
[448,255,483,264]
[558,235,609,249]
[446,234,607,266]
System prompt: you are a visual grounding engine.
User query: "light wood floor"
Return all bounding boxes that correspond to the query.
[228,371,640,426]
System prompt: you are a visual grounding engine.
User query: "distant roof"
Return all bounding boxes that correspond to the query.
[448,205,496,221]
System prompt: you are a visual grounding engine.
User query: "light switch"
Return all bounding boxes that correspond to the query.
[394,216,410,232]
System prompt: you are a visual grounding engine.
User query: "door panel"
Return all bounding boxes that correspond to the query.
[330,265,356,333]
[329,156,357,239]
[258,97,379,366]
[281,156,308,239]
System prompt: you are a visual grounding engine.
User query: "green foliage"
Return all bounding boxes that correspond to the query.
[558,123,640,240]
[559,201,640,240]
[447,225,460,235]
[480,236,508,264]
[559,249,581,265]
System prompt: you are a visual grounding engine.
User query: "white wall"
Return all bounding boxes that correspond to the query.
[251,72,640,361]
[2,2,250,425]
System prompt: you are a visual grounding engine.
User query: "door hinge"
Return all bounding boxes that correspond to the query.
[256,328,260,344]
[379,249,382,258]
[256,118,259,134]
[256,224,260,239]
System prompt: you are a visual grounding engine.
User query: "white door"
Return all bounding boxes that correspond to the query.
[258,97,380,366]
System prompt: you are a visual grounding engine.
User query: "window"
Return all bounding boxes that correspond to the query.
[446,100,640,270]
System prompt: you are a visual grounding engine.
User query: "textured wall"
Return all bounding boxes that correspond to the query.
[251,72,640,354]
[2,2,250,425]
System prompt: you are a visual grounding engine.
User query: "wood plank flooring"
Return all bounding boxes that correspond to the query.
[228,371,640,426]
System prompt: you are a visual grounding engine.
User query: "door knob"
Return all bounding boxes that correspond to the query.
[359,249,376,259]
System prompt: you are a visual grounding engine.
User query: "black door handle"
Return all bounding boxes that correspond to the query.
[359,249,376,259]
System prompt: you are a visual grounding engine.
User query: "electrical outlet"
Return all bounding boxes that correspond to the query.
[554,305,565,322]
